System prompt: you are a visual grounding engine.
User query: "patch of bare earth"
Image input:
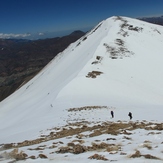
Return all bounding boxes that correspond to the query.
[0,148,28,161]
[88,154,108,161]
[86,71,103,78]
[130,150,161,160]
[1,121,163,151]
[1,107,163,162]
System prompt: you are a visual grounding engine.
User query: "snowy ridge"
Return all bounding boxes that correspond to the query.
[0,16,163,162]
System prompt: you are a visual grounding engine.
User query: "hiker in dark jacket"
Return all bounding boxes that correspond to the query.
[128,112,132,120]
[111,111,114,118]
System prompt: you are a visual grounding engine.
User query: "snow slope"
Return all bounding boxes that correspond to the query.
[0,16,163,162]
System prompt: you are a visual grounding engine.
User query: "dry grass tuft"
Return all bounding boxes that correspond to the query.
[56,144,86,154]
[143,154,160,160]
[130,150,161,160]
[1,148,28,160]
[29,155,36,159]
[89,130,102,137]
[143,143,152,150]
[68,105,108,112]
[88,153,108,161]
[67,142,75,147]
[72,139,85,144]
[106,144,120,153]
[130,150,141,158]
[56,146,71,154]
[73,144,86,154]
[38,154,47,159]
[91,142,109,150]
[86,71,103,78]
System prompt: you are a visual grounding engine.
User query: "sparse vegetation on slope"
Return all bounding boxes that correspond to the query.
[1,118,163,162]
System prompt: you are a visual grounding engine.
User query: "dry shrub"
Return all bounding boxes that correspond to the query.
[106,138,116,141]
[148,132,161,136]
[91,61,98,64]
[130,151,161,160]
[120,152,127,155]
[106,129,118,135]
[57,144,86,154]
[17,138,44,148]
[91,56,102,64]
[89,130,102,137]
[50,132,55,136]
[128,26,143,32]
[68,105,107,112]
[123,136,132,140]
[28,147,44,150]
[76,134,85,139]
[147,124,157,130]
[91,142,109,150]
[109,151,118,154]
[106,123,131,135]
[72,139,85,144]
[73,144,86,154]
[1,143,14,150]
[106,145,120,152]
[86,71,103,78]
[130,150,141,158]
[67,142,75,147]
[57,146,71,153]
[49,144,57,149]
[143,143,152,150]
[96,56,102,60]
[11,149,28,160]
[121,130,132,135]
[88,153,108,161]
[146,124,163,130]
[29,155,36,159]
[38,154,47,159]
[144,140,152,143]
[58,141,64,144]
[2,148,28,160]
[115,39,124,46]
[81,125,88,129]
[143,154,160,160]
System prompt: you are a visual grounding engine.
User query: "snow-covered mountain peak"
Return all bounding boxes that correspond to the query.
[0,16,163,147]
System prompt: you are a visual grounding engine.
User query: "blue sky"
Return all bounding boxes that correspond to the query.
[0,0,163,39]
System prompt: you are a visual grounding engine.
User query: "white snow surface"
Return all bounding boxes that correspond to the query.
[0,16,163,162]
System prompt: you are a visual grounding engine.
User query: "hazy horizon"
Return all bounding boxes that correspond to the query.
[0,0,163,39]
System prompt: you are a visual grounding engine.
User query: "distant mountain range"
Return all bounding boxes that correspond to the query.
[0,30,85,101]
[138,15,163,26]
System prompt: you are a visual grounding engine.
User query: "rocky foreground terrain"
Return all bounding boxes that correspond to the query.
[0,106,163,162]
[0,31,85,101]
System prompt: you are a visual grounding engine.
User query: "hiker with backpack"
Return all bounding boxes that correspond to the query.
[111,110,114,118]
[128,112,132,120]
